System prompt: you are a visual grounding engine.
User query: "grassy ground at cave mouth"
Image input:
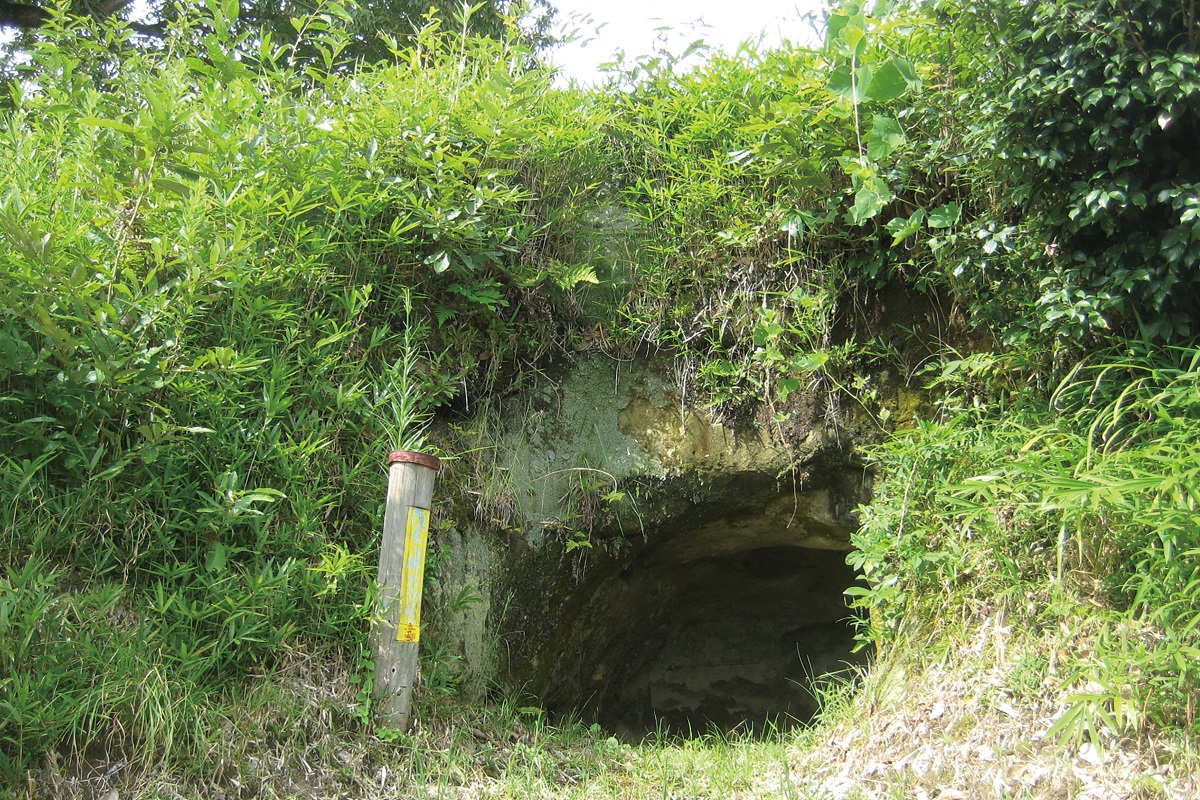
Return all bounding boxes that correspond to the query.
[24,605,1197,800]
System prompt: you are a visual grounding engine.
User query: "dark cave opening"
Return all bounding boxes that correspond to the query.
[538,517,870,739]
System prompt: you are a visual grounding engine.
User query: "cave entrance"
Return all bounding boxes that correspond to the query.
[537,489,870,740]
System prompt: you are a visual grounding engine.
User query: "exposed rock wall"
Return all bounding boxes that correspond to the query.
[425,354,873,731]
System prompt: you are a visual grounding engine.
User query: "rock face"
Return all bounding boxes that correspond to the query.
[426,354,872,736]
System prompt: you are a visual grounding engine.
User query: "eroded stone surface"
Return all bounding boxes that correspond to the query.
[426,355,872,728]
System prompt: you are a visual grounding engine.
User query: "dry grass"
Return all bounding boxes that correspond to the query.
[759,606,1198,800]
[19,643,627,800]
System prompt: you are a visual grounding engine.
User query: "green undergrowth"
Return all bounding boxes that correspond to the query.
[0,4,619,779]
[852,341,1200,750]
[17,630,837,800]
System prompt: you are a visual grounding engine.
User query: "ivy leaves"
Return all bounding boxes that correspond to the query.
[1003,0,1200,341]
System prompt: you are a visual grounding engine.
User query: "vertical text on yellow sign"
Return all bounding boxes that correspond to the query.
[396,506,431,643]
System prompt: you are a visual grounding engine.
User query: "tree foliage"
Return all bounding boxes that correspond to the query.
[1002,0,1200,341]
[834,0,1200,750]
[0,0,555,67]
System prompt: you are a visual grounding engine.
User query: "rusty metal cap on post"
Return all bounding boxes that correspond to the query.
[388,450,442,471]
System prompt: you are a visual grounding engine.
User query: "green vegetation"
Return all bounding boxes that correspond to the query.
[851,343,1200,748]
[0,0,555,68]
[1,0,1197,795]
[0,4,614,779]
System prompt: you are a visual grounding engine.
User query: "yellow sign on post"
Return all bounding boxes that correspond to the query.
[373,449,440,731]
[396,506,430,642]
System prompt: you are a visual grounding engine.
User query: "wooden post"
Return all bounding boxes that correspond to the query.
[372,449,441,731]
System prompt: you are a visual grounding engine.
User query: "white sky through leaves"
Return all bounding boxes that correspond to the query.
[545,0,823,84]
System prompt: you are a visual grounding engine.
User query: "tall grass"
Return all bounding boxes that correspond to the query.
[0,5,616,778]
[851,342,1200,746]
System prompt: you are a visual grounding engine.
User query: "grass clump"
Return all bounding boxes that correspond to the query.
[849,341,1200,754]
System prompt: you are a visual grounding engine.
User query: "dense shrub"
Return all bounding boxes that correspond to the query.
[0,8,613,773]
[1003,0,1200,341]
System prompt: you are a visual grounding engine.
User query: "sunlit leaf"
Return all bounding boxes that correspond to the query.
[866,115,905,159]
[839,25,868,58]
[886,208,925,245]
[928,203,962,229]
[829,63,873,104]
[866,58,909,102]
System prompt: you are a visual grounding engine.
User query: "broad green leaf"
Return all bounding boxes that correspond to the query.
[886,208,925,245]
[866,58,909,103]
[791,351,831,372]
[851,189,883,224]
[825,12,851,49]
[839,25,868,58]
[867,116,905,159]
[206,543,228,574]
[849,172,893,225]
[828,64,854,99]
[780,212,816,240]
[829,64,873,104]
[778,376,802,403]
[893,56,920,86]
[837,154,869,177]
[928,202,962,229]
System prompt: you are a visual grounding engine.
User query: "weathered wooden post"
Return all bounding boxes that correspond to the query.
[372,449,441,731]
